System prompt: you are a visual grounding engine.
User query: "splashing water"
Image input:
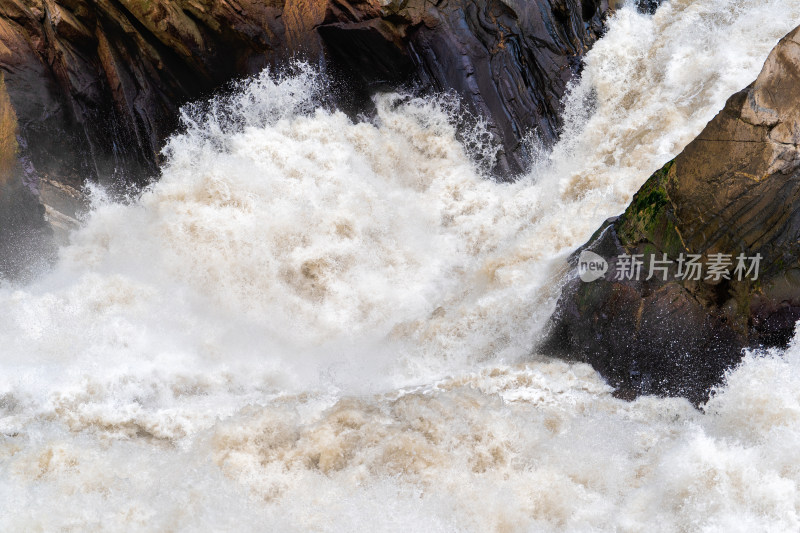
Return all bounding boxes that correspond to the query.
[3,0,800,530]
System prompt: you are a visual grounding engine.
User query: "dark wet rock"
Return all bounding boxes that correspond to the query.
[283,0,611,174]
[633,0,663,14]
[0,0,614,184]
[0,0,611,275]
[0,0,294,277]
[0,73,55,281]
[544,25,800,404]
[0,0,288,191]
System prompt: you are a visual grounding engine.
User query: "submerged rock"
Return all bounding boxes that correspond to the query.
[544,25,800,404]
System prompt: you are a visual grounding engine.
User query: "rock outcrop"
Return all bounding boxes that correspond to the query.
[0,0,289,194]
[0,0,612,184]
[320,0,610,174]
[0,0,615,272]
[544,25,800,404]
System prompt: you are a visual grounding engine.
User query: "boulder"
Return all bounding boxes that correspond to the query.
[544,25,800,404]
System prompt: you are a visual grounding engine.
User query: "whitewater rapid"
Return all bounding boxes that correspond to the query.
[3,0,800,531]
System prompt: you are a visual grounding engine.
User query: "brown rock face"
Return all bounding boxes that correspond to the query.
[545,25,800,404]
[3,0,609,181]
[0,0,613,268]
[0,73,16,183]
[0,0,287,192]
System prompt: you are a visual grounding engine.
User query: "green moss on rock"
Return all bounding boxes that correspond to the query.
[616,160,685,257]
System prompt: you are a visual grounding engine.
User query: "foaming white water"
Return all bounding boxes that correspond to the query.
[2,0,800,530]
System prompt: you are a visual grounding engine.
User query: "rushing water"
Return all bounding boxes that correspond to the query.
[3,0,800,531]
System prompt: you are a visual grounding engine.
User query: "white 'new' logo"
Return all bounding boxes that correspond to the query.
[578,250,608,282]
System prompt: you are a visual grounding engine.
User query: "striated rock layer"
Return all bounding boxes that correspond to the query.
[545,25,800,404]
[0,0,614,182]
[0,0,612,258]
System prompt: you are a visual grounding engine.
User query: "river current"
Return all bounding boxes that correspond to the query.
[2,1,800,530]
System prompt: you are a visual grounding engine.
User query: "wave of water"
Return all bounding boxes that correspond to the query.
[2,0,800,530]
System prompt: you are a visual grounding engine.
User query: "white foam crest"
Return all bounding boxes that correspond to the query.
[175,63,327,142]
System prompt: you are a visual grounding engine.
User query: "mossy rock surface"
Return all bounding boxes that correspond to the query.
[616,160,687,259]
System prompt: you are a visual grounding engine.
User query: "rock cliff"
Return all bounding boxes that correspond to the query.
[0,0,617,277]
[545,25,800,404]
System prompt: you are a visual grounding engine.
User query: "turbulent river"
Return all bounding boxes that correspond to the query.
[3,0,800,530]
